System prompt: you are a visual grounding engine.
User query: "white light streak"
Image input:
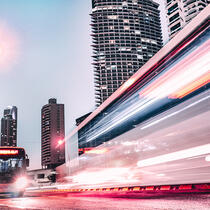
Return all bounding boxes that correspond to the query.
[137,144,210,167]
[86,41,210,143]
[142,43,210,99]
[121,141,138,146]
[86,97,158,142]
[141,94,210,130]
[205,155,210,162]
[71,168,132,185]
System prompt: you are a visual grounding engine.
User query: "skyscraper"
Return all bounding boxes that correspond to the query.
[166,0,209,39]
[41,98,65,169]
[91,0,162,106]
[1,106,17,146]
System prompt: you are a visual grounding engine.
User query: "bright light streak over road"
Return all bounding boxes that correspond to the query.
[70,167,137,186]
[139,40,210,100]
[137,144,210,167]
[84,148,108,154]
[141,95,210,130]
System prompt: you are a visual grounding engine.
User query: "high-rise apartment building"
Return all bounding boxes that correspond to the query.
[41,98,65,169]
[1,106,17,146]
[166,0,209,39]
[91,0,162,106]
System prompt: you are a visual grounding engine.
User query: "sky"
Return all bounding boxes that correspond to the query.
[0,0,168,169]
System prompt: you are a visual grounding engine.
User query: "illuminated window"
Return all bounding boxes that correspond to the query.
[124,26,130,30]
[151,40,157,45]
[123,19,129,23]
[132,0,138,5]
[119,47,131,51]
[109,40,115,44]
[111,65,116,70]
[122,1,128,7]
[107,15,118,20]
[101,85,107,90]
[137,54,143,59]
[98,56,105,60]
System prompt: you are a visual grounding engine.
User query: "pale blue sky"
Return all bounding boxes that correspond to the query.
[0,0,95,169]
[0,0,168,169]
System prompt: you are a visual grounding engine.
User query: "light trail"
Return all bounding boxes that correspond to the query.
[137,144,210,168]
[139,40,210,99]
[86,39,210,143]
[141,94,210,130]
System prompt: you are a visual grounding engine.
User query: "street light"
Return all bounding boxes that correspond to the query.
[58,139,63,146]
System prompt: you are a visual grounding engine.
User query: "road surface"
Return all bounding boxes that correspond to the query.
[0,193,210,209]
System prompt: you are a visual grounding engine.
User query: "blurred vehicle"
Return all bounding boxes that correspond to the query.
[27,169,56,187]
[0,147,29,197]
[59,6,210,190]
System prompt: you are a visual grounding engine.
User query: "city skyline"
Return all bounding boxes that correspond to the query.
[0,0,168,169]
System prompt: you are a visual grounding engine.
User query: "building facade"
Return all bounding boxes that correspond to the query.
[166,0,209,39]
[75,112,92,155]
[1,106,17,146]
[41,98,65,169]
[75,112,92,126]
[91,0,163,106]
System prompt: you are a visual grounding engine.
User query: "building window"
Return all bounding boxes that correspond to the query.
[124,26,130,30]
[122,1,128,7]
[123,19,129,23]
[137,54,143,59]
[170,22,181,32]
[168,3,178,15]
[111,65,116,70]
[132,0,138,5]
[101,85,107,90]
[137,48,142,52]
[151,40,157,45]
[169,13,179,22]
[107,15,118,20]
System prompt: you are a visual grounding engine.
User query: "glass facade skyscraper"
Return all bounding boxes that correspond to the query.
[1,106,17,146]
[166,0,209,39]
[91,0,163,106]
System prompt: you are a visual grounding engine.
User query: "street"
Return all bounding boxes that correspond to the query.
[0,193,210,210]
[0,2,209,210]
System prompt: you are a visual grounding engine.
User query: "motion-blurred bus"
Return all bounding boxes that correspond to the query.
[0,147,29,197]
[58,5,210,191]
